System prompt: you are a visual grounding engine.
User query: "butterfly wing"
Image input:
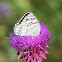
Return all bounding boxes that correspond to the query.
[13,12,40,36]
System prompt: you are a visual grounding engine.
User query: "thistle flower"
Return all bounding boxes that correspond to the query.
[7,12,51,62]
[0,2,10,16]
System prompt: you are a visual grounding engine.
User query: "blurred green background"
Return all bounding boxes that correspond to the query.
[0,0,62,62]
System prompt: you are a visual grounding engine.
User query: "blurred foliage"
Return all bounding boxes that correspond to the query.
[0,0,62,62]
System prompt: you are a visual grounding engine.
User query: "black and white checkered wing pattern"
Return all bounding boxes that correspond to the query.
[14,12,40,36]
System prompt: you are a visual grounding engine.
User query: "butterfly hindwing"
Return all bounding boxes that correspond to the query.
[14,12,40,36]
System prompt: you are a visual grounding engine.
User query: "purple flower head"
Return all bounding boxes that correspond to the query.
[7,12,51,62]
[0,2,10,16]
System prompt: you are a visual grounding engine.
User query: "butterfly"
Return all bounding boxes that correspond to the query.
[13,12,40,36]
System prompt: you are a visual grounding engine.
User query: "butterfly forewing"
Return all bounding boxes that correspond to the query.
[14,12,40,36]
